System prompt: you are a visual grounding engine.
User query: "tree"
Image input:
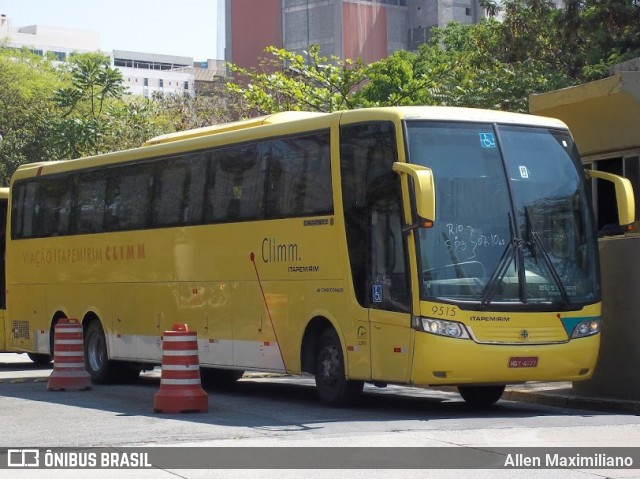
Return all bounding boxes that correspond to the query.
[555,0,640,80]
[51,53,128,158]
[0,47,65,184]
[151,87,241,132]
[226,45,369,115]
[363,20,573,112]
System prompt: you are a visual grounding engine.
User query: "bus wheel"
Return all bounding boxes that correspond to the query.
[27,353,52,365]
[314,328,363,407]
[84,320,111,383]
[458,385,505,407]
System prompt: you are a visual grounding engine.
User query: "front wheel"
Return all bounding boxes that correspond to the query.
[314,328,363,407]
[458,385,505,407]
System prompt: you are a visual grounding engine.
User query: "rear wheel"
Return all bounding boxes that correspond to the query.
[458,385,505,407]
[314,328,363,407]
[84,320,112,383]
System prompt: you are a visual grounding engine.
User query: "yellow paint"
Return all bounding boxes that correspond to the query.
[3,107,604,387]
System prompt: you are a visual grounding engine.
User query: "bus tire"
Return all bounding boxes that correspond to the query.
[27,353,52,365]
[314,328,363,407]
[458,385,505,407]
[84,320,112,383]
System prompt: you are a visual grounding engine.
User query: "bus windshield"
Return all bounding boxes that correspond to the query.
[406,121,599,309]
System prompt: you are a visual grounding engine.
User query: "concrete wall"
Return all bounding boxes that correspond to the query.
[573,236,640,400]
[342,2,388,63]
[228,0,281,69]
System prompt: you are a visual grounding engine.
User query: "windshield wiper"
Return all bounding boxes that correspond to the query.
[525,207,570,305]
[479,214,520,309]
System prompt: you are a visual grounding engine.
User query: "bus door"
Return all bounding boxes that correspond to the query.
[340,121,413,383]
[367,184,413,383]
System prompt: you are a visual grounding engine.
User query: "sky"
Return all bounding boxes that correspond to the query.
[0,0,224,60]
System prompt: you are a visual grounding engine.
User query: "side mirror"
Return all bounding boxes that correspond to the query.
[587,170,635,226]
[392,162,436,223]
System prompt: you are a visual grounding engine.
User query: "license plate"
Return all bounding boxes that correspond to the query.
[508,356,538,368]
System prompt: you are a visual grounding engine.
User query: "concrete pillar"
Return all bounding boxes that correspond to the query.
[573,236,640,400]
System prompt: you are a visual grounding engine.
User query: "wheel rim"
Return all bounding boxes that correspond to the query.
[87,331,105,373]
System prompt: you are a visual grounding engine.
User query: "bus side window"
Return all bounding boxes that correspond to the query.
[153,159,188,227]
[208,149,235,222]
[76,173,106,234]
[304,141,332,215]
[183,152,207,224]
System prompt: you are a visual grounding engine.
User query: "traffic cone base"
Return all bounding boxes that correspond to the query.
[154,324,208,413]
[47,319,91,391]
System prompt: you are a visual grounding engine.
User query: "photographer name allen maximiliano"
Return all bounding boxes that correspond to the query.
[505,453,634,468]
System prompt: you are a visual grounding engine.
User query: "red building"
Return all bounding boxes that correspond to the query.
[225,0,487,70]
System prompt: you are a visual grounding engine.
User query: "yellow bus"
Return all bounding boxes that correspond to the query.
[5,107,634,406]
[0,188,7,353]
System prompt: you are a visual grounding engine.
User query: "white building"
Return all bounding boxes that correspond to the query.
[0,13,98,58]
[113,50,195,97]
[0,14,220,98]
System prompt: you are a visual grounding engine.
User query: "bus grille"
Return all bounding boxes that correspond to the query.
[12,321,30,339]
[469,324,567,344]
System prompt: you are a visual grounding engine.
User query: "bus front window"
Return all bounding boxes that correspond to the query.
[406,121,599,309]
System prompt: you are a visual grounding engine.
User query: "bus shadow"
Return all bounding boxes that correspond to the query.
[0,356,52,372]
[0,372,603,434]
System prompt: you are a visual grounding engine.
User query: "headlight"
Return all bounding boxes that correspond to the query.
[412,316,470,339]
[571,319,600,338]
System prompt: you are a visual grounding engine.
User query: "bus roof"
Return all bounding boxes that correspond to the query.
[10,107,569,182]
[143,111,328,146]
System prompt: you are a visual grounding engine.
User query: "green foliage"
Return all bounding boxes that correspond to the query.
[0,47,65,184]
[51,53,128,157]
[363,20,573,112]
[226,45,369,115]
[151,89,241,131]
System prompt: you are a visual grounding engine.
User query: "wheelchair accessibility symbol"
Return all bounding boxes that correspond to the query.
[479,132,496,148]
[372,284,383,303]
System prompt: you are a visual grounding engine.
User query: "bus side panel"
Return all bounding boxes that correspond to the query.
[186,282,233,367]
[230,280,286,371]
[8,285,47,353]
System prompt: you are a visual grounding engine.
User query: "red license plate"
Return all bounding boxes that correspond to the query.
[508,356,538,368]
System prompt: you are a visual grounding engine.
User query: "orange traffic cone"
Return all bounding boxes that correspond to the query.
[47,318,91,391]
[153,324,208,413]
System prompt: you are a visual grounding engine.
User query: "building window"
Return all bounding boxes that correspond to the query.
[183,81,189,90]
[159,79,164,89]
[143,78,149,87]
[466,7,471,16]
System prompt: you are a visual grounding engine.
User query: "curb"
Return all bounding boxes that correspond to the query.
[503,388,640,415]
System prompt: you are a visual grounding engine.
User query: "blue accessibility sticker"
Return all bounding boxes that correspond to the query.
[479,132,496,148]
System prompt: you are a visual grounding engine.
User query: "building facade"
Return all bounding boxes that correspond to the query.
[0,14,222,98]
[0,13,99,59]
[225,0,488,68]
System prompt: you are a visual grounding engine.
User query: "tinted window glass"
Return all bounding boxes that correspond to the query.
[76,172,107,234]
[262,132,332,218]
[105,163,154,231]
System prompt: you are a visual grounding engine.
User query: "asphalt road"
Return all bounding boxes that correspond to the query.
[1,353,639,479]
